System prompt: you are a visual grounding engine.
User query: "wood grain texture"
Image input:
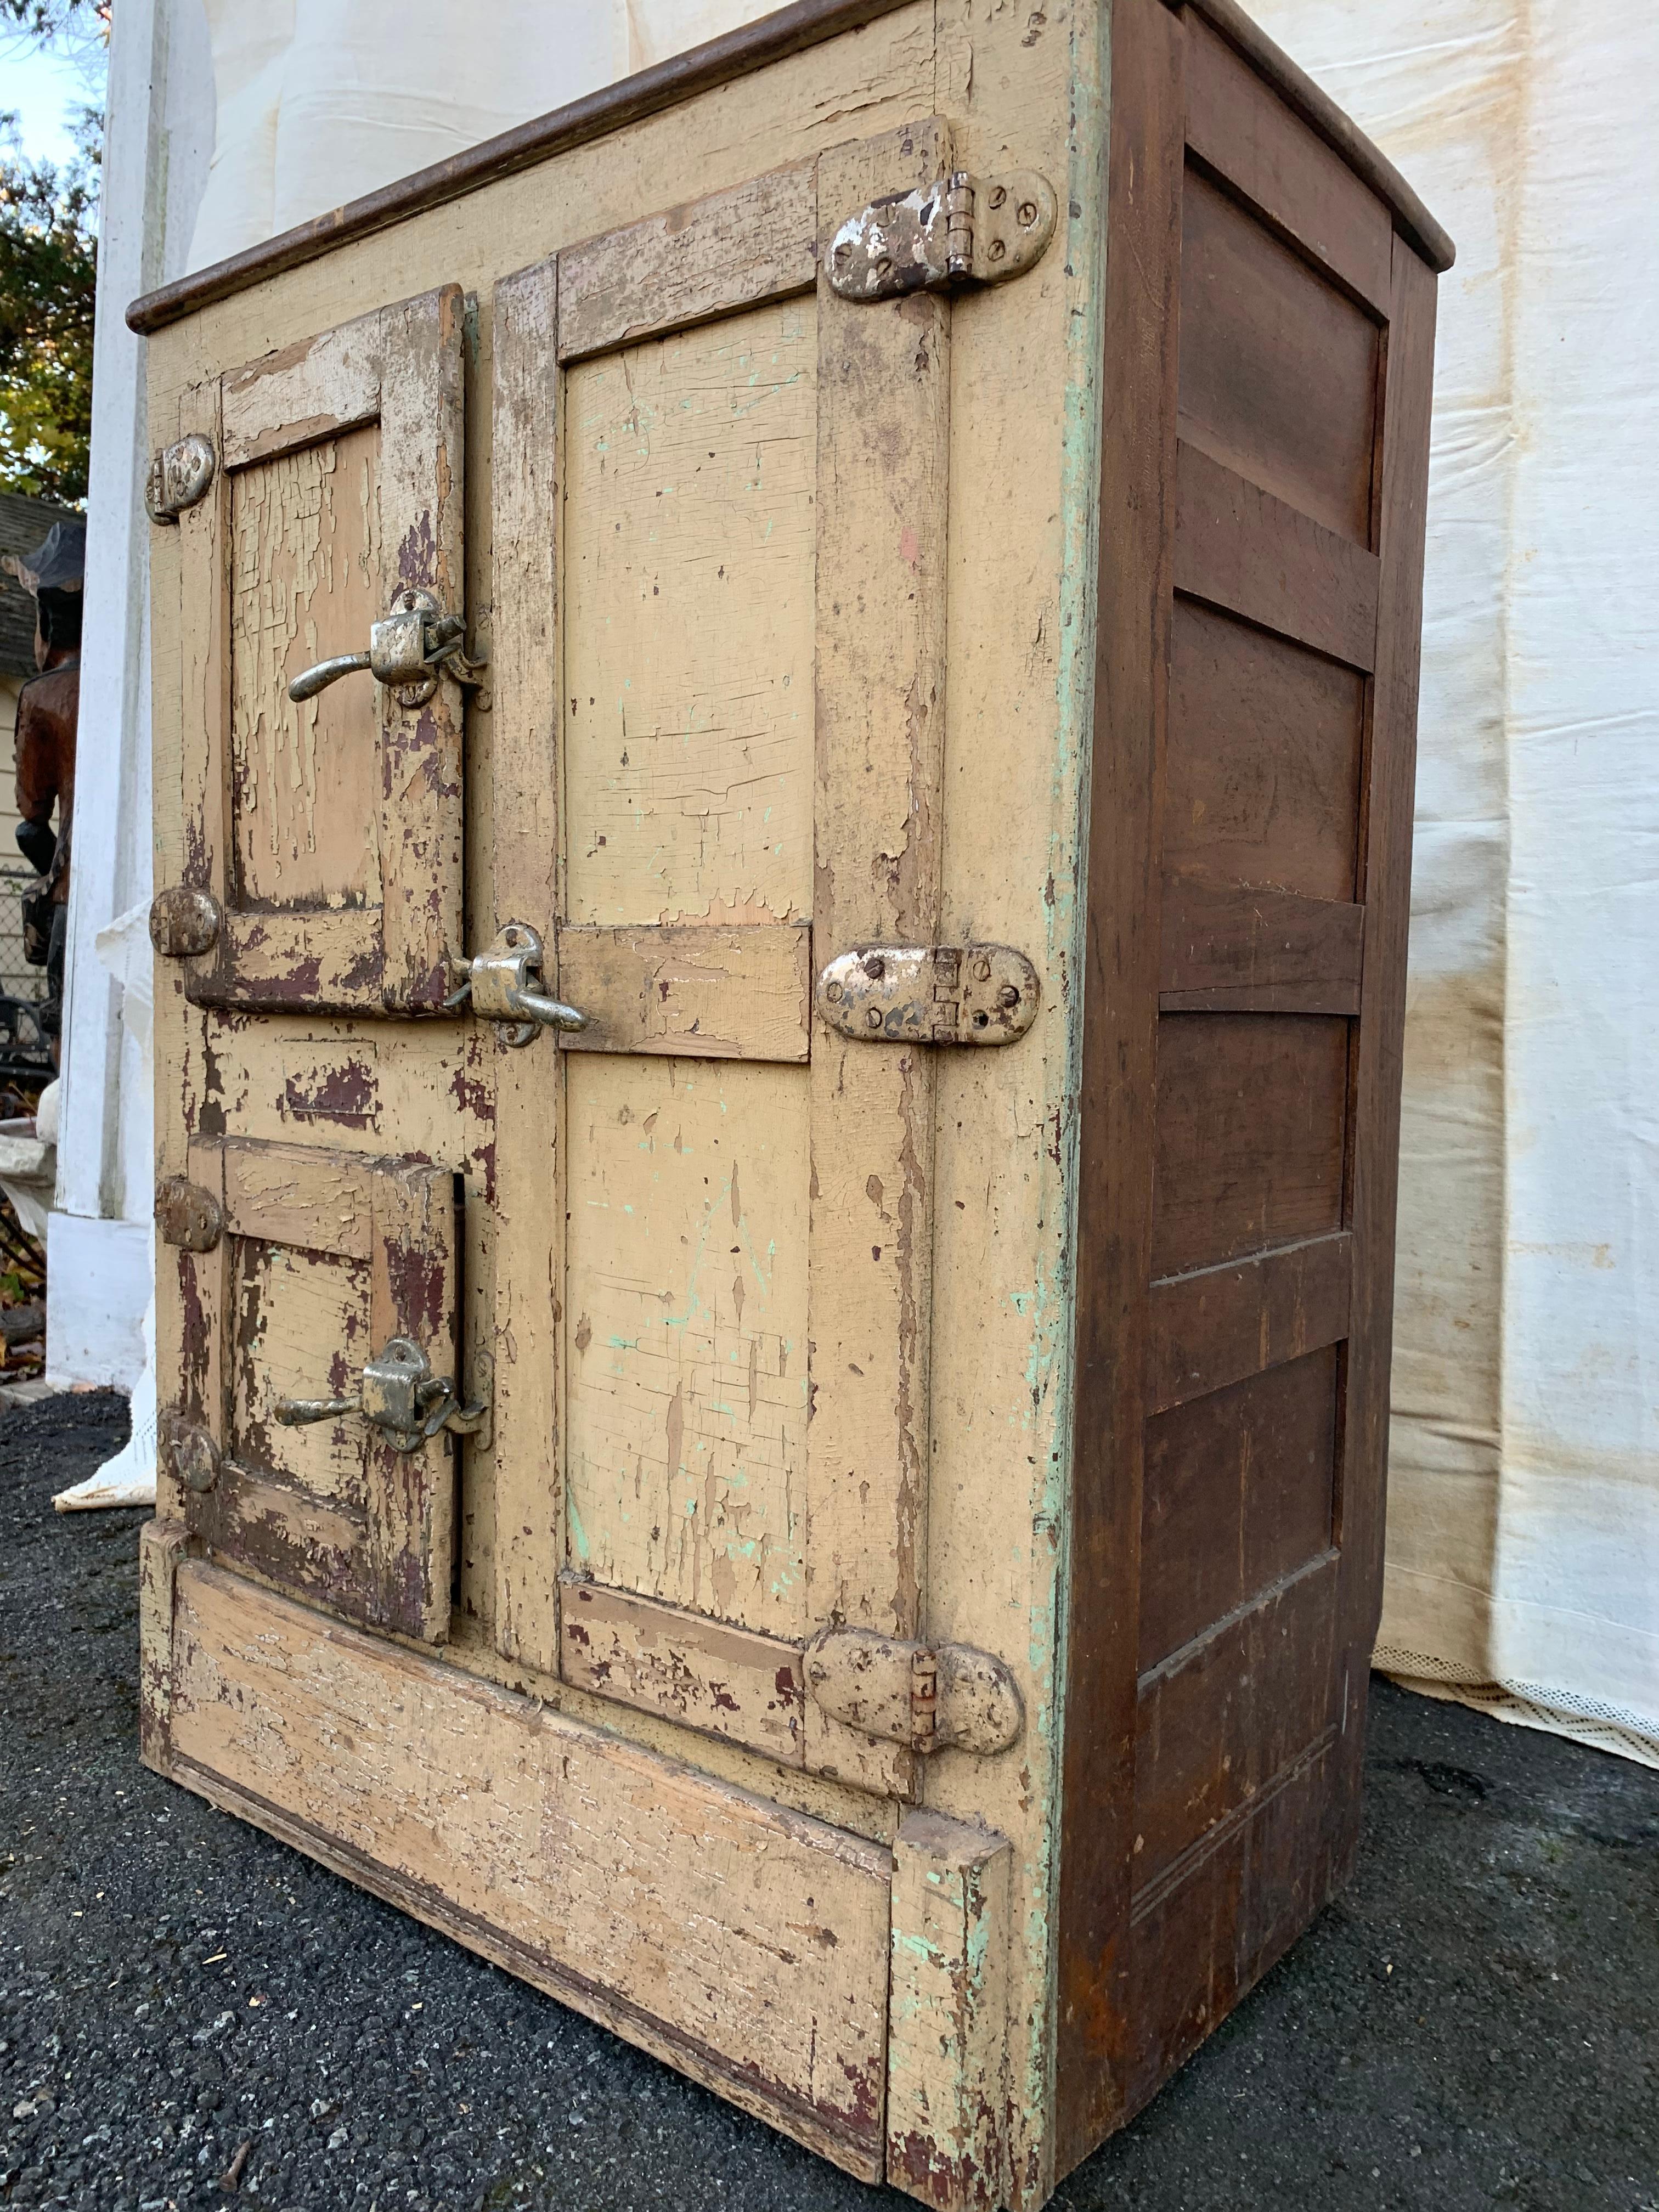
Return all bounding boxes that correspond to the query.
[887,1812,1014,2211]
[1179,168,1379,548]
[1159,879,1363,1014]
[1139,1345,1340,1669]
[1175,442,1379,672]
[1183,10,1392,317]
[1152,1013,1349,1278]
[137,1518,191,1774]
[228,425,382,911]
[562,297,816,932]
[168,1562,893,2180]
[564,1054,811,1640]
[1165,597,1364,904]
[803,119,949,1801]
[557,157,817,362]
[558,1574,805,1759]
[1147,1229,1352,1414]
[1132,1548,1339,1879]
[557,922,812,1060]
[1055,0,1185,2165]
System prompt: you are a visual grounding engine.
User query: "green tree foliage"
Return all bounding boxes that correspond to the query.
[0,0,105,503]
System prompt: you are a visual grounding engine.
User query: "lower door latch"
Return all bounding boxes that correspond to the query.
[276,1336,489,1454]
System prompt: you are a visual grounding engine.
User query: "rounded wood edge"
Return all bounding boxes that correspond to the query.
[1173,0,1455,272]
[125,0,910,336]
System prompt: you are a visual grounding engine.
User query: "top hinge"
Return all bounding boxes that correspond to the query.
[827,169,1058,302]
[804,1626,1024,1756]
[145,433,217,523]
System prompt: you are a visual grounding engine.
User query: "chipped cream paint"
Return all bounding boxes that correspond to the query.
[145,0,1128,2197]
[229,424,383,910]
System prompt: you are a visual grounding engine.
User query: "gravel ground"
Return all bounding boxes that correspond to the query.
[2,1392,1656,2212]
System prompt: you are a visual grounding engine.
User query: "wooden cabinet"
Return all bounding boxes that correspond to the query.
[134,2,1449,2203]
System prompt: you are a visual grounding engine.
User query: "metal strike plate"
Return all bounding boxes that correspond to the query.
[145,432,217,522]
[149,885,221,960]
[804,1627,1024,1756]
[155,1176,224,1253]
[817,944,1039,1046]
[827,169,1057,301]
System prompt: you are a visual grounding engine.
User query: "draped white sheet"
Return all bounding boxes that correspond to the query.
[179,0,1659,1764]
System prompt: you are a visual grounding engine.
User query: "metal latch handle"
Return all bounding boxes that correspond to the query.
[287,586,486,709]
[447,921,586,1047]
[275,1335,487,1455]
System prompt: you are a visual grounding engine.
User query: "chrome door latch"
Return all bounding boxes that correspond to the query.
[445,921,587,1047]
[275,1335,488,1454]
[287,586,487,708]
[827,170,1057,301]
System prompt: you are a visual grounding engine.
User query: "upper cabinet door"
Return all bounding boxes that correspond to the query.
[170,285,468,1015]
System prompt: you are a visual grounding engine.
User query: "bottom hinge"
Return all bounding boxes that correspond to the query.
[804,1626,1024,1755]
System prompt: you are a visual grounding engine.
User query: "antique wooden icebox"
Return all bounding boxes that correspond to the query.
[133,0,1451,2201]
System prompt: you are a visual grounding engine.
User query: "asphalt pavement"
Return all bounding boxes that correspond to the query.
[2,1391,1655,2212]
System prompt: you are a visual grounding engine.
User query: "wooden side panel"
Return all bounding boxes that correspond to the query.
[1139,1347,1339,1669]
[168,1563,893,2182]
[1152,1013,1349,1277]
[137,1517,191,1774]
[556,923,812,1061]
[1060,0,1442,2171]
[1056,0,1185,2160]
[887,1813,1014,2212]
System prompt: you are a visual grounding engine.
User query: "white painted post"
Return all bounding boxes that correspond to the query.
[46,0,213,1387]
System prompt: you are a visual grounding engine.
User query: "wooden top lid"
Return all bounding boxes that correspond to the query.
[126,0,1453,339]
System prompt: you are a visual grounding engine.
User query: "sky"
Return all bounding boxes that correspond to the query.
[1,32,107,167]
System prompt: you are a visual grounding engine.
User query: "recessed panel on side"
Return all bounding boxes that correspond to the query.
[1165,599,1364,902]
[1139,1344,1340,1671]
[1178,164,1380,547]
[1152,1013,1348,1278]
[228,1237,370,1509]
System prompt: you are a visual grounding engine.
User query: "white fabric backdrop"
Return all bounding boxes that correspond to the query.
[177,0,1659,1764]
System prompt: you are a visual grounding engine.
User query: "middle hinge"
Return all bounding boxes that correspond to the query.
[804,1627,1024,1756]
[827,169,1058,301]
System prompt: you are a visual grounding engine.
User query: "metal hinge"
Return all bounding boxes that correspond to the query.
[827,169,1057,301]
[804,1627,1024,1756]
[145,433,217,522]
[817,944,1039,1045]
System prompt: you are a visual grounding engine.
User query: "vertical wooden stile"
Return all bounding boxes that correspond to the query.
[488,256,565,1674]
[807,121,951,1791]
